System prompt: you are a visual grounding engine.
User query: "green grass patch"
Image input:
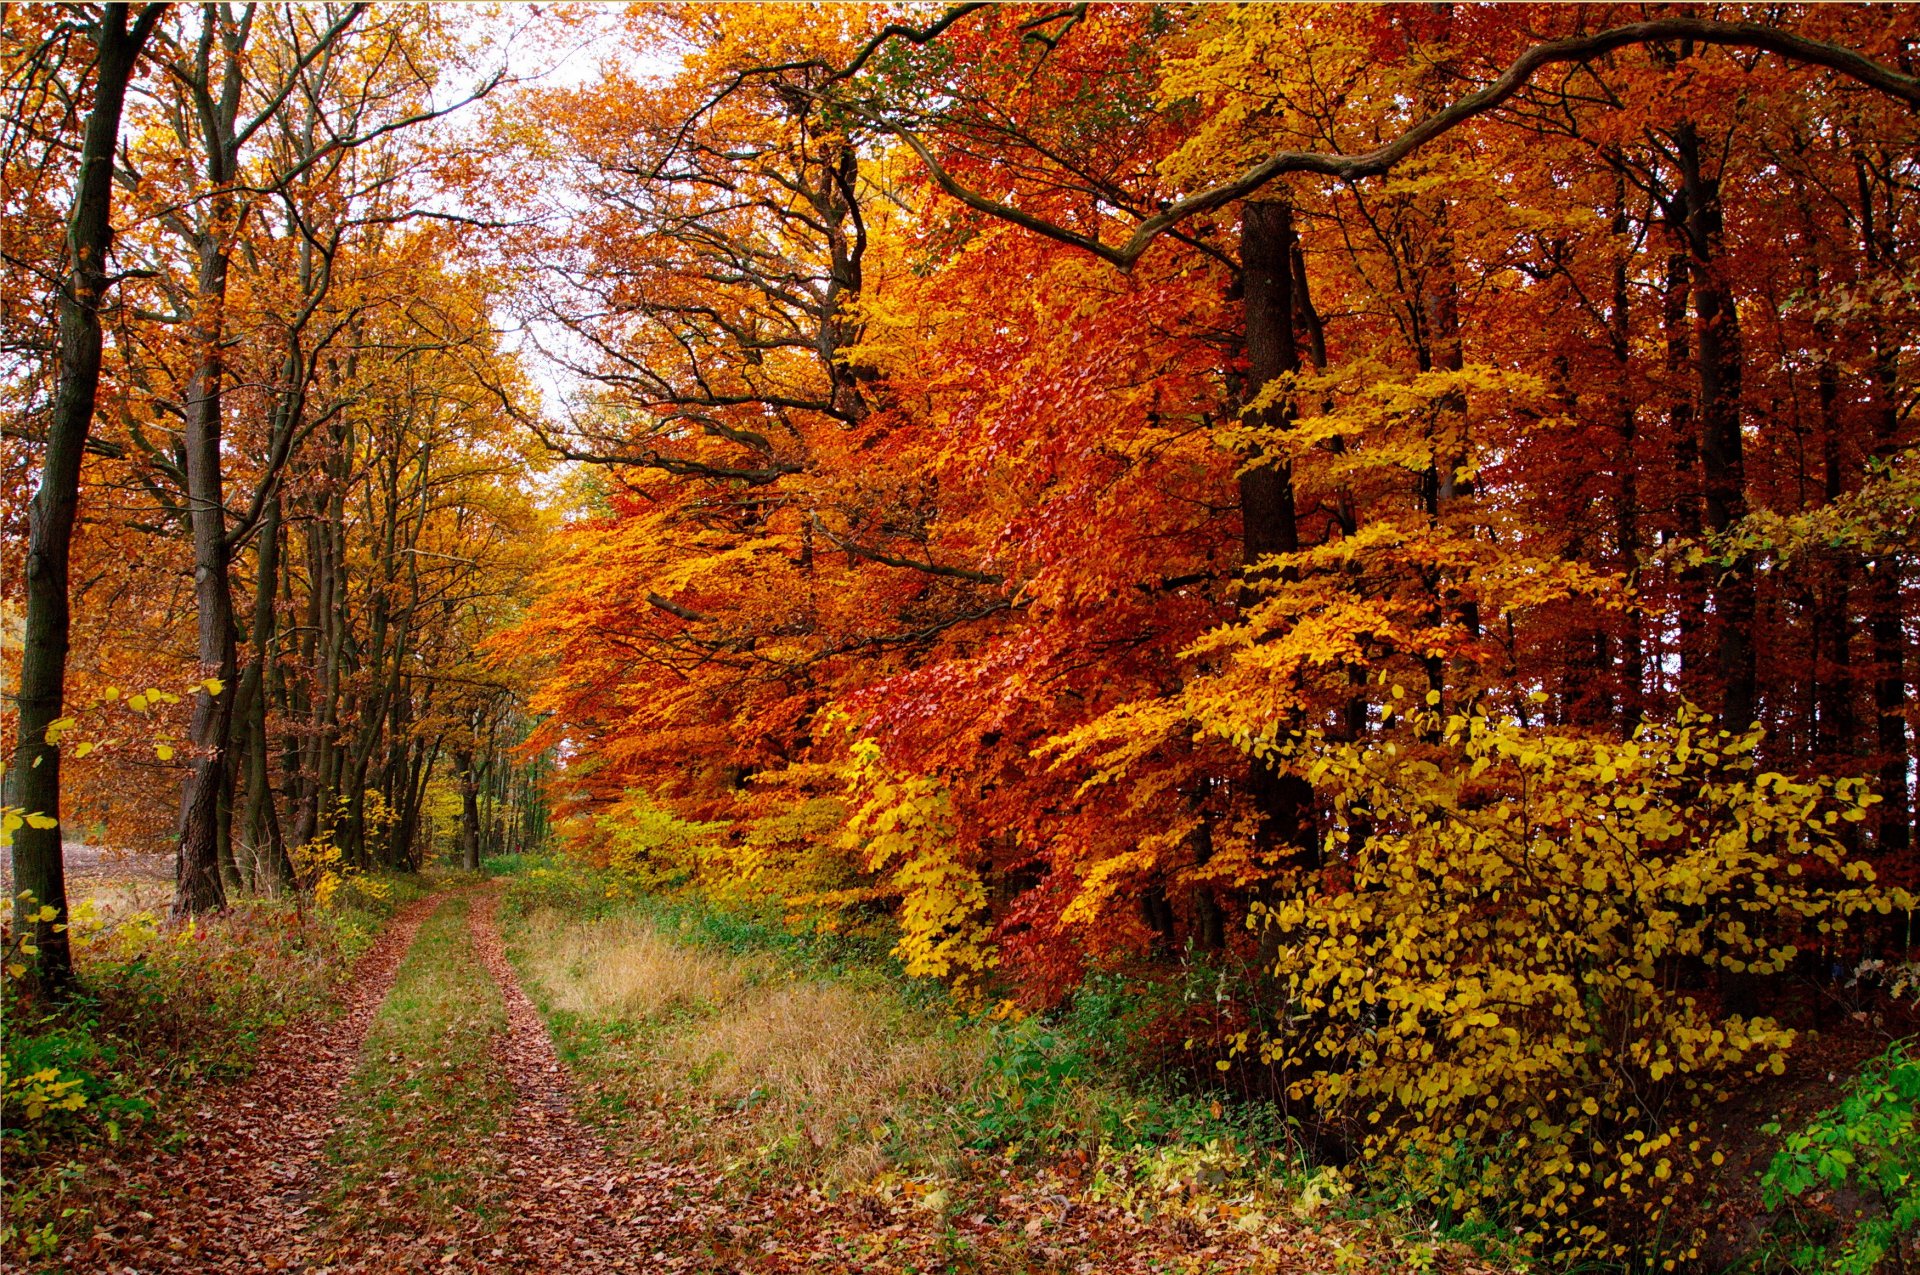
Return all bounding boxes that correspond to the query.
[320,893,514,1243]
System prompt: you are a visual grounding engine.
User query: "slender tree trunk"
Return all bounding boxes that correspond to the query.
[1663,246,1707,708]
[1610,188,1645,733]
[1813,362,1857,766]
[239,494,292,888]
[5,6,162,989]
[1868,341,1911,855]
[456,747,480,871]
[174,215,239,916]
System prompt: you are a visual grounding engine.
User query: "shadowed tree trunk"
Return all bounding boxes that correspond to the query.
[1675,122,1755,732]
[1238,199,1318,868]
[456,747,481,871]
[5,5,166,990]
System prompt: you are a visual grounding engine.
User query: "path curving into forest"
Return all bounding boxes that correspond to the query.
[71,893,443,1273]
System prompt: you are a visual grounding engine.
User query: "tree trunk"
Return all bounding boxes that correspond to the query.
[1676,123,1755,732]
[1868,342,1911,855]
[1609,186,1645,733]
[239,494,293,889]
[5,7,161,989]
[174,215,240,916]
[456,747,481,871]
[1238,200,1317,866]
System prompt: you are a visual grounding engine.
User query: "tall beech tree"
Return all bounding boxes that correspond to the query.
[3,2,166,990]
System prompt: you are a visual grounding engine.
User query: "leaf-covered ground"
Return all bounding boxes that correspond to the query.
[43,892,1510,1273]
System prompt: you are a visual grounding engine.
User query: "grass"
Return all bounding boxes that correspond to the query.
[494,857,1525,1271]
[498,861,1308,1188]
[508,903,981,1185]
[320,893,515,1244]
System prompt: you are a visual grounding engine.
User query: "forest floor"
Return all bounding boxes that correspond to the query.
[33,879,1514,1274]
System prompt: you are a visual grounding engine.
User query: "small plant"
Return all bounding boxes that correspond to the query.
[1761,1040,1919,1274]
[970,1018,1088,1146]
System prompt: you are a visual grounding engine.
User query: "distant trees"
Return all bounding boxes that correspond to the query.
[3,4,548,954]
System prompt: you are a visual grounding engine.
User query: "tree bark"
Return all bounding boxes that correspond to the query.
[5,6,163,989]
[456,747,481,871]
[1238,200,1317,866]
[173,199,240,916]
[1675,122,1755,731]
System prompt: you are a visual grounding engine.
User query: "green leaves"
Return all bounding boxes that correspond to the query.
[1761,1041,1920,1273]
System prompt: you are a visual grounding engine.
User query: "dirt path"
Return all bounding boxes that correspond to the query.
[465,891,730,1272]
[45,888,1483,1275]
[70,894,443,1273]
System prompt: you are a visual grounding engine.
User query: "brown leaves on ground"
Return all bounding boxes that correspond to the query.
[43,891,1503,1273]
[64,895,441,1273]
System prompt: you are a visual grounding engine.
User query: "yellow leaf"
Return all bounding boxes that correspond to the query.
[24,813,58,830]
[155,744,176,762]
[128,694,149,712]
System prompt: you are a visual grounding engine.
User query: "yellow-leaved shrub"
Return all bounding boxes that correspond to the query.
[1246,704,1903,1263]
[842,737,997,991]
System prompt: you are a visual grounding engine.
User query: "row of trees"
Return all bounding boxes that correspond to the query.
[3,4,551,985]
[512,1,1916,973]
[501,5,1917,1258]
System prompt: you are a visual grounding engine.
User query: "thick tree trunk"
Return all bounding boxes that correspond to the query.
[5,7,160,989]
[1238,200,1317,866]
[1676,123,1755,732]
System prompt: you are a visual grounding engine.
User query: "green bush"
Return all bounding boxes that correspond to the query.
[1762,1040,1920,1274]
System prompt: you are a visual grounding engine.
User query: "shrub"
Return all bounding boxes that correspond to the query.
[1245,705,1905,1264]
[1762,1040,1920,1274]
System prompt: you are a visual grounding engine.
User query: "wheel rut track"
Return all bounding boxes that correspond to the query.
[464,889,720,1273]
[71,893,442,1273]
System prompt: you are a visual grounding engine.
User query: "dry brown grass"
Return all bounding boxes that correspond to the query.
[515,909,749,1016]
[511,907,984,1185]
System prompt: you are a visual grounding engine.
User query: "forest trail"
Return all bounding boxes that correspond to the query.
[463,893,727,1273]
[69,895,442,1272]
[47,893,1465,1275]
[60,890,723,1274]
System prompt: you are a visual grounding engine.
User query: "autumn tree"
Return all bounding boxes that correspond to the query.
[2,2,166,990]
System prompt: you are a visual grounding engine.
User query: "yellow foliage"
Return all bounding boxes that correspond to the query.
[291,794,392,912]
[2,1065,87,1122]
[1245,705,1899,1261]
[842,738,996,991]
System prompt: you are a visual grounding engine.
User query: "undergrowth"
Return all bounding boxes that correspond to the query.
[1760,1040,1919,1273]
[493,856,1388,1246]
[0,871,427,1263]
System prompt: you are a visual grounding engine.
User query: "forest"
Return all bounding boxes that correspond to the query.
[2,4,1917,1272]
